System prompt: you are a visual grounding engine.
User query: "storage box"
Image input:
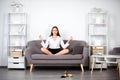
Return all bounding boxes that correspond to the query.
[92,49,104,54]
[10,51,22,57]
[92,46,104,54]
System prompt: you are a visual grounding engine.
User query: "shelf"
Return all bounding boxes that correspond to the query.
[8,45,25,47]
[88,23,106,25]
[8,12,27,14]
[88,12,107,14]
[89,45,107,47]
[106,60,120,63]
[9,34,26,36]
[9,23,27,25]
[89,44,107,46]
[89,34,107,36]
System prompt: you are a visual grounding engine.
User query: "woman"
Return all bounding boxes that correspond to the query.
[39,26,72,55]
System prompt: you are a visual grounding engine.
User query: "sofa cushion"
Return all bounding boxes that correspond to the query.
[31,54,83,60]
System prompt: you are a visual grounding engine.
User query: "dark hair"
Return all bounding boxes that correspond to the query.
[50,26,61,36]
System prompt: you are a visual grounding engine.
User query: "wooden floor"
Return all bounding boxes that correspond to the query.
[0,66,119,80]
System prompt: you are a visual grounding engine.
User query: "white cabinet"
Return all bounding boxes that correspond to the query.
[88,8,108,69]
[7,12,27,69]
[8,56,25,69]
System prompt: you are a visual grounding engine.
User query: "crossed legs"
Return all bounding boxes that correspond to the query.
[41,48,69,55]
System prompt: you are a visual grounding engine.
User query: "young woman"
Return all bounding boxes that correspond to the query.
[39,26,72,55]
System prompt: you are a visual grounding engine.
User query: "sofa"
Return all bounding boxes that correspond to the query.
[24,40,89,72]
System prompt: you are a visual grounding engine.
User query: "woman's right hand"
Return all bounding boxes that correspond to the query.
[67,36,73,43]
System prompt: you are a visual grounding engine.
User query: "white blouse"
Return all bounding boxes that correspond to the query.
[41,36,69,49]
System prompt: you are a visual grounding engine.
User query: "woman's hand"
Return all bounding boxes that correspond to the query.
[39,35,43,41]
[67,36,73,43]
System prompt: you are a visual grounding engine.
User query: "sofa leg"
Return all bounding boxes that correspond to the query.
[30,64,34,72]
[80,64,84,72]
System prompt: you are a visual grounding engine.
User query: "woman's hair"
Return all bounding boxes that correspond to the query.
[50,26,61,36]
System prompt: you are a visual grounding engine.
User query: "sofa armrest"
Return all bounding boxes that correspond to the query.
[82,46,89,66]
[24,47,34,64]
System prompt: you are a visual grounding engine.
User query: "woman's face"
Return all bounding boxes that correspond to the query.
[52,28,58,35]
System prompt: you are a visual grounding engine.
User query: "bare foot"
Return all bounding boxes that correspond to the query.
[54,53,60,55]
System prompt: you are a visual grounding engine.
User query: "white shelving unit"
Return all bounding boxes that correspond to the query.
[7,12,27,69]
[88,8,108,69]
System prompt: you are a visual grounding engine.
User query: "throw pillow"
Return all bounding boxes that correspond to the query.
[71,46,83,55]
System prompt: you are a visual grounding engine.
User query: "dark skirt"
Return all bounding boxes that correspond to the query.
[48,48,62,54]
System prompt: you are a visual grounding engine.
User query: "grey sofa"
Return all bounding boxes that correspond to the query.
[25,40,89,72]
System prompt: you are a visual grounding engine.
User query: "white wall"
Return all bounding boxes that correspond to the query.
[0,0,120,66]
[24,0,89,41]
[23,0,120,45]
[0,0,11,66]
